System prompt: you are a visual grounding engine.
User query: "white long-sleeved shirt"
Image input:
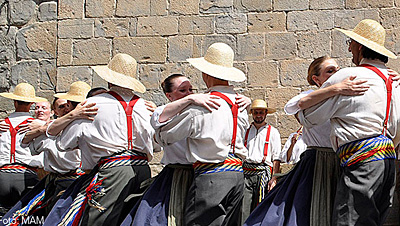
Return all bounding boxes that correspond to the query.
[280,133,307,164]
[53,86,157,170]
[244,124,282,166]
[298,59,400,150]
[0,112,43,168]
[151,105,192,165]
[154,86,250,163]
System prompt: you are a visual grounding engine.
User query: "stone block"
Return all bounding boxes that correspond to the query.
[193,36,202,57]
[16,22,57,59]
[0,1,7,25]
[237,34,264,61]
[241,88,268,100]
[85,0,114,18]
[57,39,73,66]
[72,38,111,65]
[58,19,94,39]
[9,0,35,26]
[310,0,344,9]
[39,2,57,22]
[297,31,331,59]
[137,16,179,36]
[0,26,17,64]
[56,66,92,92]
[129,18,137,36]
[345,0,393,9]
[248,12,286,33]
[385,29,400,57]
[265,32,297,60]
[240,0,272,12]
[202,35,236,55]
[95,18,129,38]
[280,59,311,87]
[334,10,379,29]
[39,59,56,90]
[10,60,39,88]
[277,114,302,138]
[332,29,352,58]
[35,90,55,103]
[287,11,335,32]
[170,0,200,15]
[200,0,233,14]
[0,63,10,90]
[215,13,247,34]
[116,0,150,17]
[58,0,84,19]
[113,37,167,63]
[168,36,193,62]
[0,97,14,113]
[138,64,163,89]
[179,16,214,35]
[381,8,400,29]
[266,87,301,110]
[150,0,167,16]
[274,0,308,11]
[247,61,279,87]
[91,67,108,88]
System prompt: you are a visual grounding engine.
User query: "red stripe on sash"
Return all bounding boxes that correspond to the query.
[4,117,33,163]
[108,91,140,150]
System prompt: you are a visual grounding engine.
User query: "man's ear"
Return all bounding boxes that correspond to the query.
[312,75,320,86]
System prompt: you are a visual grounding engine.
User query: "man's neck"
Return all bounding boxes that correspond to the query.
[253,121,267,130]
[15,108,30,112]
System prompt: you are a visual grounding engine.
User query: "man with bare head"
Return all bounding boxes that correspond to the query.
[34,101,54,123]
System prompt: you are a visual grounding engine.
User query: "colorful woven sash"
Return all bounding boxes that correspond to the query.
[0,164,37,174]
[242,162,272,204]
[337,135,395,167]
[58,150,148,226]
[193,153,243,176]
[6,190,46,226]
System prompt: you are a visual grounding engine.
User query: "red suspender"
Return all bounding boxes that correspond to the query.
[244,128,250,147]
[108,91,140,150]
[262,125,272,163]
[4,117,33,163]
[360,64,393,135]
[210,91,239,153]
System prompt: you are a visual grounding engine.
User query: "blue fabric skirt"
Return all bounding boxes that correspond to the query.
[244,149,316,226]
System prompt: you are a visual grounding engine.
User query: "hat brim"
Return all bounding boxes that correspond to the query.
[187,57,246,82]
[336,28,397,59]
[54,93,85,103]
[91,66,146,93]
[251,107,276,114]
[0,93,47,103]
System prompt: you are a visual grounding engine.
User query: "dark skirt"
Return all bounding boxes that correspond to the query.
[244,149,316,226]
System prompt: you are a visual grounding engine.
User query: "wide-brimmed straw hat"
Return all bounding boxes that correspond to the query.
[187,43,246,82]
[250,99,276,114]
[91,53,146,93]
[0,83,47,103]
[54,81,91,103]
[336,19,396,59]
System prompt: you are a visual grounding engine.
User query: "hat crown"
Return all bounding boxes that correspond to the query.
[353,19,385,46]
[67,81,91,98]
[14,83,36,99]
[108,53,138,78]
[204,43,234,68]
[251,99,268,110]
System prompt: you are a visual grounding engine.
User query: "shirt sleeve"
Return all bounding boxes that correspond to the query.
[284,90,314,115]
[29,134,50,155]
[280,133,295,163]
[270,128,282,161]
[55,120,85,152]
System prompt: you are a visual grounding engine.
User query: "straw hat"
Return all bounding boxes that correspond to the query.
[91,53,146,93]
[0,83,47,103]
[336,19,396,59]
[54,81,91,103]
[187,43,246,82]
[250,99,276,114]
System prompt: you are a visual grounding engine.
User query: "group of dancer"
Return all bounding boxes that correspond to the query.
[0,18,399,226]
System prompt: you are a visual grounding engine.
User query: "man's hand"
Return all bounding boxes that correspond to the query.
[188,94,221,112]
[69,101,98,121]
[268,176,277,191]
[144,100,157,113]
[0,119,9,135]
[235,95,251,112]
[334,75,369,96]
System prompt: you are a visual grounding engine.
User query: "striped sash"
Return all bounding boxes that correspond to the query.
[6,190,46,226]
[337,135,395,167]
[0,164,37,174]
[193,153,243,176]
[58,150,148,226]
[243,162,272,203]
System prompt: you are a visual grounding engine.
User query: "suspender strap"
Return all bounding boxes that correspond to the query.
[244,128,250,147]
[210,91,238,153]
[108,91,140,150]
[4,117,33,163]
[262,125,272,163]
[360,64,393,135]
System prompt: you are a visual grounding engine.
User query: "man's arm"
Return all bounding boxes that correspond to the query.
[268,160,281,191]
[22,120,48,144]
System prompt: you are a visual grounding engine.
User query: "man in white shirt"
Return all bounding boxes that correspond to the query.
[44,54,157,226]
[298,19,400,225]
[241,99,282,224]
[154,43,250,226]
[0,83,46,214]
[281,127,307,164]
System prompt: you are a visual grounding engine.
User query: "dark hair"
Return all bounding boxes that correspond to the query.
[361,46,388,63]
[52,97,59,110]
[161,74,185,94]
[69,101,79,108]
[307,56,331,86]
[15,100,31,106]
[87,87,107,98]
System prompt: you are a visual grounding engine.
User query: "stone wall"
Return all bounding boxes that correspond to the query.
[1,0,400,175]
